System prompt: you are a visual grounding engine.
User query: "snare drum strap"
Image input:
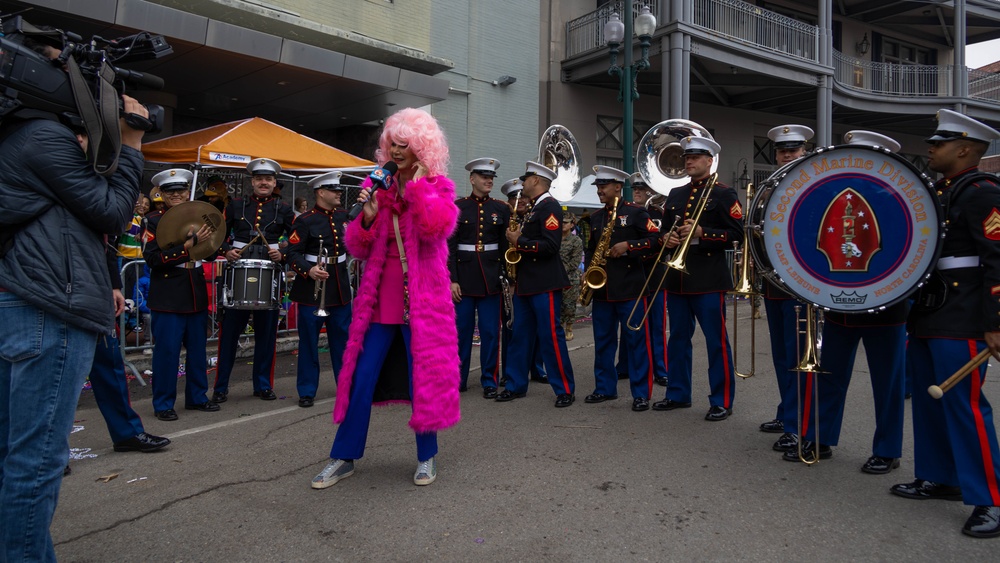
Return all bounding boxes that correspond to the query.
[393,213,410,325]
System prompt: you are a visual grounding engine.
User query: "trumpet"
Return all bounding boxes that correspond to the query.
[504,191,523,279]
[665,173,717,274]
[793,303,826,465]
[314,237,329,318]
[730,181,758,379]
[626,214,681,331]
[579,196,618,307]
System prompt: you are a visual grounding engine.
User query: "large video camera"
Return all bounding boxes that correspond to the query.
[0,15,172,174]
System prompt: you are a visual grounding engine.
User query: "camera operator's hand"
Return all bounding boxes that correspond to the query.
[120,95,148,150]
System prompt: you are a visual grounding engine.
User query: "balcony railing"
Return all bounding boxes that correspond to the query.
[565,0,661,59]
[834,51,954,97]
[970,67,1000,103]
[691,0,818,62]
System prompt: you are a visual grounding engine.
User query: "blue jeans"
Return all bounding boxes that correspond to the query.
[0,291,97,562]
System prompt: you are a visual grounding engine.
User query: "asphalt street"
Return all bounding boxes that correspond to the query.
[55,309,999,562]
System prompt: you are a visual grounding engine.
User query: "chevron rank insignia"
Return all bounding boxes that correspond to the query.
[646,218,659,232]
[984,208,1000,241]
[545,213,560,230]
[992,284,1000,296]
[288,232,300,245]
[730,201,743,219]
[142,230,155,243]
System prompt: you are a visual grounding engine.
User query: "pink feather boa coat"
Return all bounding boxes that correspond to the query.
[333,174,461,433]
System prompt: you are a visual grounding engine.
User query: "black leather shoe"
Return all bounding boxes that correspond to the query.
[254,389,277,401]
[63,465,71,477]
[298,396,314,408]
[554,394,575,408]
[584,393,618,403]
[632,397,650,412]
[759,418,784,433]
[114,432,171,453]
[861,455,900,475]
[890,479,963,501]
[654,376,668,387]
[651,399,692,411]
[963,506,1000,538]
[782,441,833,462]
[482,387,498,399]
[495,389,526,402]
[530,374,549,383]
[617,372,628,380]
[705,405,732,421]
[499,376,508,386]
[211,391,228,404]
[185,401,220,412]
[772,432,798,452]
[154,409,178,421]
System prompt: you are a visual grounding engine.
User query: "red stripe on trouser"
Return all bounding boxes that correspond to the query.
[642,296,654,396]
[547,293,571,393]
[968,339,1000,504]
[801,372,813,436]
[718,293,732,407]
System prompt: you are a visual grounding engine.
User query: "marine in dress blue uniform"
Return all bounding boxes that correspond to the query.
[213,158,295,402]
[497,161,575,407]
[760,124,814,452]
[631,173,669,388]
[499,178,547,384]
[783,131,906,469]
[142,169,221,421]
[449,158,511,398]
[88,241,170,451]
[651,136,743,421]
[891,109,1000,538]
[285,171,353,408]
[582,166,658,411]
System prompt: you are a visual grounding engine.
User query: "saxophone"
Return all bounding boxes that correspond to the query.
[504,191,523,280]
[578,196,618,306]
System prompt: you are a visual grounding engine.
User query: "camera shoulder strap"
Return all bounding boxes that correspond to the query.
[65,56,121,177]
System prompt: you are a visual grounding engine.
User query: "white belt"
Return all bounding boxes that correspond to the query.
[938,256,980,270]
[176,260,203,269]
[305,254,347,264]
[233,241,279,250]
[457,243,499,252]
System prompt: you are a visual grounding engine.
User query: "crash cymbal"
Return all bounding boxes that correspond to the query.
[157,201,226,261]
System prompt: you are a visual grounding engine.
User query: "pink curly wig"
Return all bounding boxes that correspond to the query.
[375,107,450,177]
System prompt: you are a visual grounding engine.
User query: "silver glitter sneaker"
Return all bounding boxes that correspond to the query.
[413,457,437,486]
[311,459,354,489]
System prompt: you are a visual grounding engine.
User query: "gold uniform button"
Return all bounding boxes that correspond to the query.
[953,282,959,287]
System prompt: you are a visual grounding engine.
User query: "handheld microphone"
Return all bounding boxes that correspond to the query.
[348,162,399,221]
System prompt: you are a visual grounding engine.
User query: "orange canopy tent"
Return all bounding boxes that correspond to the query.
[141,117,374,172]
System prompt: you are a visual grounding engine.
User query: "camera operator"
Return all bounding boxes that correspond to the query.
[0,35,149,562]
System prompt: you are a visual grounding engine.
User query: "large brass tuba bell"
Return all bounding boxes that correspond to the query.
[538,125,582,203]
[636,119,720,196]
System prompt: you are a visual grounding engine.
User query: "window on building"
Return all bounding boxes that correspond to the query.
[596,115,657,169]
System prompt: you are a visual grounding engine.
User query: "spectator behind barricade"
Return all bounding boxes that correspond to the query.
[201,177,228,212]
[560,210,583,340]
[294,196,309,216]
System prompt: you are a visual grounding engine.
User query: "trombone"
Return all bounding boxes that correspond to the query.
[314,236,330,317]
[729,181,758,379]
[665,173,717,274]
[626,214,680,331]
[792,303,826,465]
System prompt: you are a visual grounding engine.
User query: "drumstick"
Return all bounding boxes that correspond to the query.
[928,348,992,399]
[234,233,263,258]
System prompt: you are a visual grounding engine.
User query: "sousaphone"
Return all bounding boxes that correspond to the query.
[538,124,582,203]
[636,119,720,196]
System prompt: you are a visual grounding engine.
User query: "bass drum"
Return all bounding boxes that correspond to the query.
[747,144,943,313]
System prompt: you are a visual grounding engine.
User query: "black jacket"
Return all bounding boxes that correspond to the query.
[586,201,657,301]
[222,195,294,259]
[0,118,143,333]
[512,192,570,295]
[448,195,511,296]
[142,210,212,313]
[285,206,351,307]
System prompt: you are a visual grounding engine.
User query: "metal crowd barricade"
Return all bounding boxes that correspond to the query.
[118,257,301,383]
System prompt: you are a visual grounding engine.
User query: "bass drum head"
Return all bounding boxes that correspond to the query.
[751,145,943,312]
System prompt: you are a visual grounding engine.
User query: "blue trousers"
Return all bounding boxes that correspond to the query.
[330,324,437,462]
[90,334,145,443]
[664,291,735,408]
[910,337,1000,506]
[0,292,97,563]
[151,310,210,412]
[505,291,574,396]
[592,299,653,399]
[764,298,805,430]
[804,322,905,458]
[646,289,669,381]
[215,307,279,394]
[502,310,545,379]
[456,294,502,390]
[296,303,351,399]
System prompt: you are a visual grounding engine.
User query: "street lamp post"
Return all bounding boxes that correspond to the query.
[605,3,656,201]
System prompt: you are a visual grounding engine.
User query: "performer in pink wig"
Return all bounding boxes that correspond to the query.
[311,108,460,488]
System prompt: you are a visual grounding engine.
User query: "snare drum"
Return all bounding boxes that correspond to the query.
[224,259,281,310]
[747,144,943,312]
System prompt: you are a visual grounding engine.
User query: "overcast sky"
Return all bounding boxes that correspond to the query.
[966,38,1000,68]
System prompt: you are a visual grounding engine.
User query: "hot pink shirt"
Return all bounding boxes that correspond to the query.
[370,215,405,324]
